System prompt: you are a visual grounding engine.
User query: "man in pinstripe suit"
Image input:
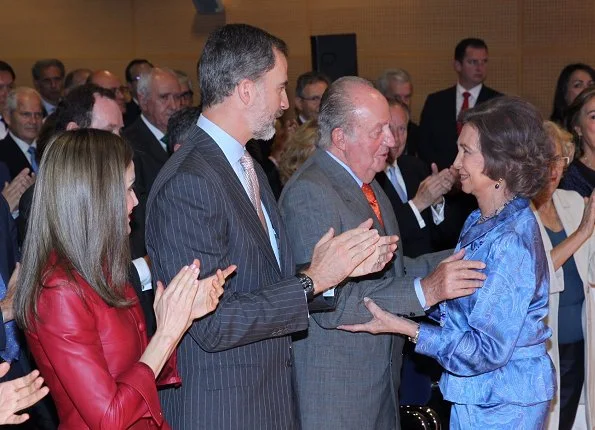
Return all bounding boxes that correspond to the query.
[145,24,397,430]
[279,77,487,429]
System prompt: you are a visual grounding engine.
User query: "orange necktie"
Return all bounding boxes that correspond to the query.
[362,183,384,228]
[456,91,471,135]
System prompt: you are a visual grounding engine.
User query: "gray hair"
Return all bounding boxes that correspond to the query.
[6,87,42,115]
[198,24,287,109]
[137,67,178,100]
[376,69,412,98]
[317,76,374,150]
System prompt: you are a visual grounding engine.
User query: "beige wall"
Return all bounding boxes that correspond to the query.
[2,0,594,121]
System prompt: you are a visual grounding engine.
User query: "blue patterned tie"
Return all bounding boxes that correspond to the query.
[0,274,20,362]
[27,146,38,174]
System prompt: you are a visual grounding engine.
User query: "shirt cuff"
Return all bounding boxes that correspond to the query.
[414,277,429,310]
[132,258,152,291]
[407,200,426,229]
[431,197,445,225]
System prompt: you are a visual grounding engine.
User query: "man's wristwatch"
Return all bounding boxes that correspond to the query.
[296,273,315,302]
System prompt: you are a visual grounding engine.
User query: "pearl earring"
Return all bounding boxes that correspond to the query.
[495,178,503,189]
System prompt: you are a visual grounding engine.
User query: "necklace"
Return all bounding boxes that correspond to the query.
[477,195,517,224]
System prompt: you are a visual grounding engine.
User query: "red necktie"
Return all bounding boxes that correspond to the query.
[362,183,384,228]
[456,91,471,135]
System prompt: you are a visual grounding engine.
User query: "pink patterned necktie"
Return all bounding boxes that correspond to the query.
[240,153,269,234]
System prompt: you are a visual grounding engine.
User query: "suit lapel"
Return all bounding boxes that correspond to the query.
[312,150,386,233]
[136,120,169,165]
[195,129,280,273]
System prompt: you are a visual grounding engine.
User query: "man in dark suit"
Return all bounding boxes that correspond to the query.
[122,67,180,259]
[418,38,502,248]
[145,24,397,430]
[377,68,420,156]
[279,76,486,429]
[376,98,454,258]
[31,59,64,117]
[0,87,43,180]
[123,59,153,127]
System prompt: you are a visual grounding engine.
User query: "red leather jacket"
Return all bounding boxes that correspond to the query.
[25,253,180,429]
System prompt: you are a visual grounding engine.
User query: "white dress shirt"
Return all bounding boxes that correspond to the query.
[140,114,167,153]
[455,83,483,118]
[9,132,36,166]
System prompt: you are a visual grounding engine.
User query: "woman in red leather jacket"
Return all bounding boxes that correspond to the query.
[13,129,234,429]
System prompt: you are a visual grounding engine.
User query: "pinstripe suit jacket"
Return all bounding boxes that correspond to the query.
[145,125,309,430]
[279,149,449,430]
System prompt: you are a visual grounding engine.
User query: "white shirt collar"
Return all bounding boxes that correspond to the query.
[456,82,483,100]
[41,98,57,115]
[9,131,36,160]
[325,150,363,187]
[141,114,165,143]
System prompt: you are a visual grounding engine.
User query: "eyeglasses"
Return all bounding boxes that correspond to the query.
[553,155,570,167]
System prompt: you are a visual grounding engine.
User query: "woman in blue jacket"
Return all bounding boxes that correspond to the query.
[340,96,556,429]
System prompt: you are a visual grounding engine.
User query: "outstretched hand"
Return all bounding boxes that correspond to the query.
[0,363,49,426]
[338,297,417,337]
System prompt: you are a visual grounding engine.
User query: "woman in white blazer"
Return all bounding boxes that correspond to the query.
[533,121,595,430]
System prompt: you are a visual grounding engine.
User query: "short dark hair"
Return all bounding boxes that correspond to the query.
[461,96,553,198]
[64,68,93,92]
[125,59,153,83]
[454,38,488,63]
[54,83,115,132]
[32,59,65,81]
[198,24,288,109]
[165,106,201,154]
[0,61,15,80]
[565,85,595,158]
[550,63,595,124]
[295,71,331,98]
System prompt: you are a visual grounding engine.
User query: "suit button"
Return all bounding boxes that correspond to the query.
[286,359,292,367]
[138,322,145,331]
[409,312,415,317]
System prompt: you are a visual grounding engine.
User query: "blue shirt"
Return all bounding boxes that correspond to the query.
[197,115,280,267]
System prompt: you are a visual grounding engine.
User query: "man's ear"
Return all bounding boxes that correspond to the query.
[66,122,80,131]
[454,60,462,74]
[237,79,255,106]
[331,127,346,151]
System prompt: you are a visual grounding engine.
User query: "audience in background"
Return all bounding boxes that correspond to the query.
[122,67,181,260]
[418,37,503,250]
[124,58,153,127]
[376,68,419,156]
[0,88,43,179]
[550,63,595,125]
[63,68,92,96]
[31,59,65,116]
[294,71,330,125]
[533,121,595,430]
[175,70,194,108]
[0,61,16,140]
[88,69,127,114]
[560,86,595,196]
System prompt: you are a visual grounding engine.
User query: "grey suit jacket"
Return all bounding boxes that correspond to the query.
[146,125,309,430]
[279,149,448,430]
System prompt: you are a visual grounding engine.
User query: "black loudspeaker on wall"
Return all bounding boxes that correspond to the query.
[310,33,358,82]
[192,0,224,14]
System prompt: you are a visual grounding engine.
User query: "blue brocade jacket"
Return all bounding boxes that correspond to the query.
[415,197,556,405]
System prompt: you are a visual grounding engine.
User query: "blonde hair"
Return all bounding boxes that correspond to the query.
[544,120,574,160]
[279,120,318,184]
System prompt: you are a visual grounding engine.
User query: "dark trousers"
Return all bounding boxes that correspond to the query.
[558,340,584,430]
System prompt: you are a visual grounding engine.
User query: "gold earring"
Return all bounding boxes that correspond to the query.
[495,178,503,189]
